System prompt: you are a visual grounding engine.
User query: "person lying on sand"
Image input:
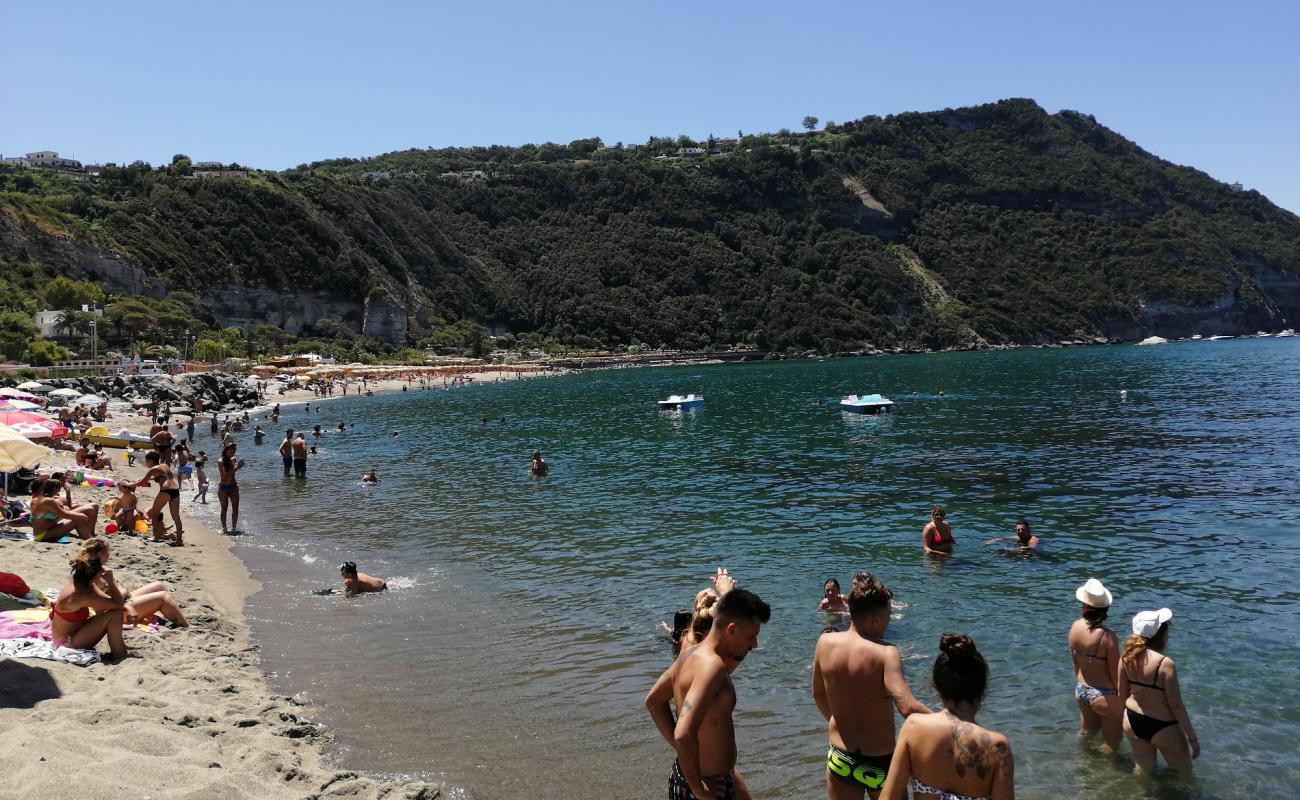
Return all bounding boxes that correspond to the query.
[339,562,387,596]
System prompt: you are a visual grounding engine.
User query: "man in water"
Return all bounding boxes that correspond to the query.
[530,450,549,476]
[339,561,386,595]
[278,429,294,476]
[985,519,1041,549]
[253,425,265,445]
[292,433,308,478]
[361,470,380,483]
[812,573,930,799]
[650,588,770,800]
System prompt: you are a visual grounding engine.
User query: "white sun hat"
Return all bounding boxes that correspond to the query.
[1074,578,1113,609]
[1132,608,1173,639]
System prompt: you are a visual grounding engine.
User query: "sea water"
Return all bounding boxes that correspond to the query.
[185,339,1300,799]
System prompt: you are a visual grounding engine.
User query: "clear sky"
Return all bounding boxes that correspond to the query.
[4,0,1298,212]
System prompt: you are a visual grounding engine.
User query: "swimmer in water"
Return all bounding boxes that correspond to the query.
[337,422,346,432]
[530,450,550,476]
[985,519,1041,549]
[340,561,387,596]
[922,505,955,554]
[819,578,850,613]
[361,470,380,483]
[392,430,399,439]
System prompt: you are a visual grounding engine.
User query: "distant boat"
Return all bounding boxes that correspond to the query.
[1137,336,1168,346]
[1207,335,1233,341]
[1190,334,1203,340]
[840,393,895,414]
[658,393,703,410]
[1278,329,1297,338]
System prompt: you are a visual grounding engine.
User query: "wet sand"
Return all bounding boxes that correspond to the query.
[0,395,442,798]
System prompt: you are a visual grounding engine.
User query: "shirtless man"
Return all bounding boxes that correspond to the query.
[985,519,1040,550]
[813,573,930,799]
[647,588,770,800]
[278,429,295,476]
[530,450,550,476]
[292,433,308,478]
[151,422,175,464]
[340,562,386,595]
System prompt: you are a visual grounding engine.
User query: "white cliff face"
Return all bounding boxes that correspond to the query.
[204,285,366,335]
[361,294,409,342]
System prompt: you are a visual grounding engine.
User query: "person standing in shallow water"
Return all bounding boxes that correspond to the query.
[813,573,930,799]
[292,433,308,478]
[648,588,771,800]
[278,428,294,476]
[921,506,954,554]
[530,450,549,476]
[1119,608,1199,778]
[1068,579,1121,752]
[880,634,1014,800]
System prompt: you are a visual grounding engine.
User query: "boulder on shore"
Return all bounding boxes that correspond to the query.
[1137,336,1169,346]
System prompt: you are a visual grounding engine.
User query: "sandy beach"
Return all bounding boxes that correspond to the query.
[0,369,554,799]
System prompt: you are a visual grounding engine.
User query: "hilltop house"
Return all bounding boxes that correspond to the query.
[193,169,248,179]
[3,150,82,169]
[676,147,706,157]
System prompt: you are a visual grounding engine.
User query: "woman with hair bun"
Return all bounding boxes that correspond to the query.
[1119,609,1199,777]
[79,538,189,628]
[881,634,1014,800]
[48,552,127,661]
[1068,578,1121,752]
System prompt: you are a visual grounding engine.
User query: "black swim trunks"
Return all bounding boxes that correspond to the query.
[827,744,891,792]
[293,457,307,477]
[669,760,735,800]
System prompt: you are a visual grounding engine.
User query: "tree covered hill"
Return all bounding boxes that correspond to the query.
[3,98,1298,356]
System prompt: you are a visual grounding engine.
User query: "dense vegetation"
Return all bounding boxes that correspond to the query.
[2,98,1298,362]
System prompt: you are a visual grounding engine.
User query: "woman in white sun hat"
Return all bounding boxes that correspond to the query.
[1068,578,1122,752]
[1119,607,1200,777]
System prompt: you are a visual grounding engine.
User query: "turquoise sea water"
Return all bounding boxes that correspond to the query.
[191,339,1300,799]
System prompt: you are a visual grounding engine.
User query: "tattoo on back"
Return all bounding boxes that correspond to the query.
[951,720,1008,780]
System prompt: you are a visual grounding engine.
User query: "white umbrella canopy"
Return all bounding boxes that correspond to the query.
[73,394,105,406]
[16,381,53,392]
[0,387,42,402]
[0,422,49,471]
[49,388,81,397]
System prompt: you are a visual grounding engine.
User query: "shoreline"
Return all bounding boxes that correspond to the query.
[0,381,529,798]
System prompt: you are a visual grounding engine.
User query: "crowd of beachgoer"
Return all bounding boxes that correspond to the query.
[648,555,1198,800]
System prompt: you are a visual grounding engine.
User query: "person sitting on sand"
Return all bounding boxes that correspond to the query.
[79,538,189,628]
[880,634,1014,800]
[820,577,850,613]
[111,481,141,534]
[134,451,184,545]
[921,505,954,555]
[340,562,387,596]
[31,478,98,542]
[49,551,127,661]
[361,470,380,483]
[985,519,1040,550]
[530,450,550,476]
[76,438,113,471]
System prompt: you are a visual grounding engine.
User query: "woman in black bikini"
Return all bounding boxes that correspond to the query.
[1119,608,1199,778]
[136,451,184,545]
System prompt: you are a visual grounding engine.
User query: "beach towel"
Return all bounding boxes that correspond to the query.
[0,609,159,640]
[0,637,101,666]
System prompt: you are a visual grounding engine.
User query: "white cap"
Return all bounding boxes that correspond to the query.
[1132,608,1173,639]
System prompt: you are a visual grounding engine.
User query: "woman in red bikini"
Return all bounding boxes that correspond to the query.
[49,552,127,661]
[922,505,955,554]
[79,538,189,628]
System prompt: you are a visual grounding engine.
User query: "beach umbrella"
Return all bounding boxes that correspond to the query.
[0,399,43,412]
[73,394,105,407]
[0,422,49,471]
[15,381,53,392]
[0,411,68,440]
[0,387,43,403]
[49,388,81,398]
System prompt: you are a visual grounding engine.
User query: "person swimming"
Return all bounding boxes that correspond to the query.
[984,518,1040,549]
[339,561,387,596]
[530,450,550,476]
[361,470,380,483]
[922,505,954,554]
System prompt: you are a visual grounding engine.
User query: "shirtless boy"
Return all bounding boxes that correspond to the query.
[292,433,308,478]
[813,573,930,799]
[647,588,771,800]
[278,429,294,476]
[339,562,387,596]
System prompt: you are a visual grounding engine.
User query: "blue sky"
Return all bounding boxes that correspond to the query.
[4,0,1298,212]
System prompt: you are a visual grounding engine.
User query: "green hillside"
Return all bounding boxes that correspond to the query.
[3,98,1298,361]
